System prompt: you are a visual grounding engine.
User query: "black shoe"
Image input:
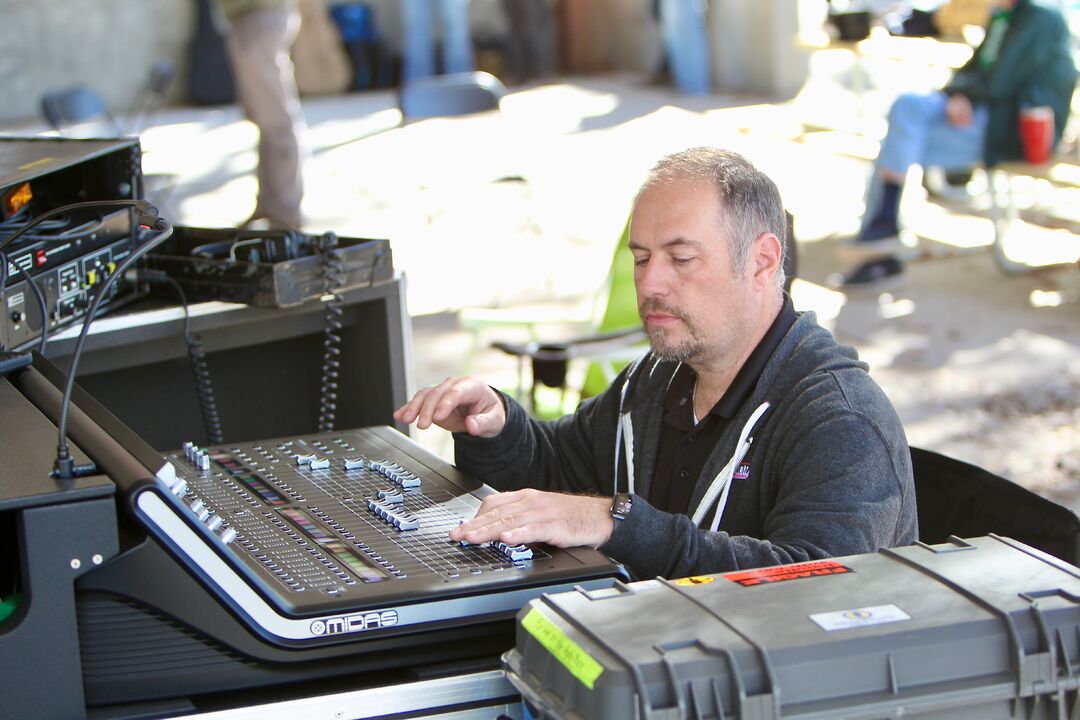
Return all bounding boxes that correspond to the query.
[836,257,907,294]
[860,217,899,243]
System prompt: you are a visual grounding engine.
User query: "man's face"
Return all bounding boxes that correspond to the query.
[629,179,757,367]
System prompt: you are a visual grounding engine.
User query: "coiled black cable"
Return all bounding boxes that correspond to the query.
[167,277,224,445]
[317,232,344,433]
[185,330,224,445]
[127,269,224,445]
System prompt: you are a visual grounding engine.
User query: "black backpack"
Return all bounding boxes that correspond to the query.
[187,0,237,106]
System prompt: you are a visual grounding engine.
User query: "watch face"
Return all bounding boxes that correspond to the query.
[611,493,632,520]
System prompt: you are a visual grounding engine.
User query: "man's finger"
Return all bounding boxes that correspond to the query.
[393,387,431,424]
[475,489,531,514]
[451,494,531,542]
[414,377,462,429]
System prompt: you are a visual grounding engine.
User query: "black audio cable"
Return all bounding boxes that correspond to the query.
[171,278,225,446]
[0,199,144,255]
[0,203,28,227]
[0,204,68,236]
[2,240,88,355]
[1,199,144,356]
[0,252,8,351]
[185,327,224,445]
[14,262,49,354]
[314,238,387,432]
[124,268,225,445]
[54,203,171,480]
[317,232,344,433]
[0,217,105,244]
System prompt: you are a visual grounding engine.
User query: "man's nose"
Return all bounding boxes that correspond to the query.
[636,259,671,297]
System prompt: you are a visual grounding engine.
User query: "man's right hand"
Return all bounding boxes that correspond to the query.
[393,377,506,437]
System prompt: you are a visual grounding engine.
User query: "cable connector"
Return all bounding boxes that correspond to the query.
[52,454,76,479]
[0,351,32,378]
[133,200,165,229]
[51,454,98,480]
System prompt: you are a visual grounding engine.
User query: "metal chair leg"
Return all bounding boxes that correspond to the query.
[988,168,1030,275]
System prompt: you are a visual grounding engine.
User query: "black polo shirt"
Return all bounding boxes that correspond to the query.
[649,294,796,515]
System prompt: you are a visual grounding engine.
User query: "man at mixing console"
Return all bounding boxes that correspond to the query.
[394,147,918,580]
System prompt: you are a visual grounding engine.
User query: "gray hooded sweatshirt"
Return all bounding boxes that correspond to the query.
[454,310,918,579]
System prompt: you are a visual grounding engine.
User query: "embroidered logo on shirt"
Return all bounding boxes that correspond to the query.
[733,460,750,480]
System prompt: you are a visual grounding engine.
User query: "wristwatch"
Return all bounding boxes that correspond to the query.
[610,492,633,522]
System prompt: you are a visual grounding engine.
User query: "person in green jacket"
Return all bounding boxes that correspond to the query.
[837,0,1077,292]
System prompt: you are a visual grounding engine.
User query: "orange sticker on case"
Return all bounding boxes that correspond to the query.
[722,560,853,587]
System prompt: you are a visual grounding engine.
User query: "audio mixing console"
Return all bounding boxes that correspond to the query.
[132,425,626,644]
[6,322,627,711]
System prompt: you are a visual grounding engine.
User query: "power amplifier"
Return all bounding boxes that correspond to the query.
[0,137,148,351]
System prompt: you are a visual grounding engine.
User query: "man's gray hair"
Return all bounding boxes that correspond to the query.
[642,147,788,289]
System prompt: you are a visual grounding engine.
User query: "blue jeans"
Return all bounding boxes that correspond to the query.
[863,91,988,234]
[660,0,711,95]
[402,0,474,83]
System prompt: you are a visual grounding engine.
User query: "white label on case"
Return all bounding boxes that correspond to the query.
[810,603,911,632]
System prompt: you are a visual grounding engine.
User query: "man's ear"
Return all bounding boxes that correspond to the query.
[752,232,783,288]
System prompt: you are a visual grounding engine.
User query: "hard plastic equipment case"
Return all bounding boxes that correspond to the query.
[504,535,1080,719]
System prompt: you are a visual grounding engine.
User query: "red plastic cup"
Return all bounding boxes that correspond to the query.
[1019,106,1054,164]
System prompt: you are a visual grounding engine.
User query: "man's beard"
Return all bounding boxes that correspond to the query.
[648,328,702,362]
[640,301,701,362]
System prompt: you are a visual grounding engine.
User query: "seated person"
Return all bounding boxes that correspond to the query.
[838,0,1077,291]
[395,146,919,580]
[400,0,474,83]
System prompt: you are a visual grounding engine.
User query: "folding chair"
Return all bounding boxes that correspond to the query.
[40,61,175,138]
[911,446,1080,564]
[398,71,507,122]
[41,85,121,137]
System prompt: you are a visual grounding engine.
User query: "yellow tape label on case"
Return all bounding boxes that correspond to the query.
[673,575,715,586]
[521,608,604,690]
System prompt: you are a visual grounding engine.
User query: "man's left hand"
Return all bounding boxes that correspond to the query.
[449,489,614,549]
[945,93,974,127]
